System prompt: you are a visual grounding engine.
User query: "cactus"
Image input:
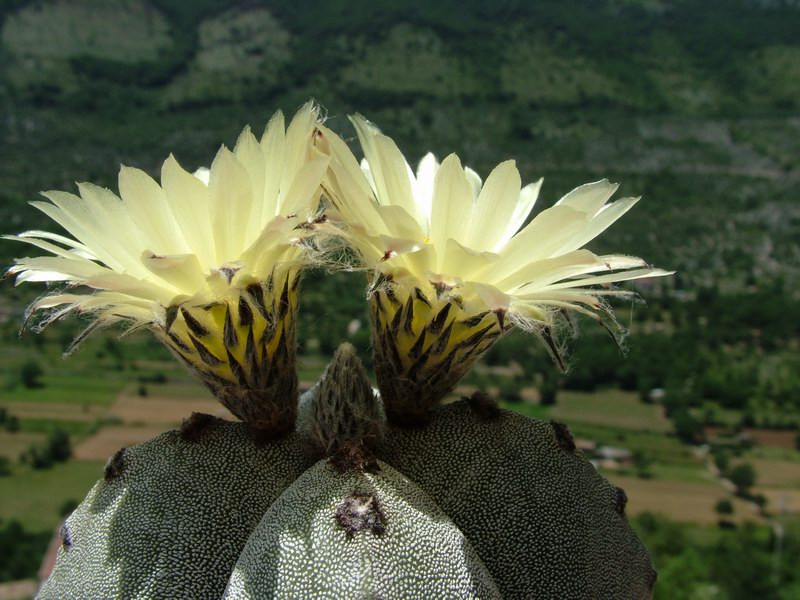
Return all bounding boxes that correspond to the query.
[37,417,317,599]
[37,347,655,599]
[7,103,667,598]
[376,394,656,599]
[223,459,500,599]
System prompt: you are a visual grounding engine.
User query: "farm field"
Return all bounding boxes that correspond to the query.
[607,475,761,525]
[749,458,800,489]
[550,389,672,433]
[502,391,800,523]
[0,432,45,461]
[108,387,226,426]
[73,425,174,462]
[0,460,104,532]
[1,402,105,423]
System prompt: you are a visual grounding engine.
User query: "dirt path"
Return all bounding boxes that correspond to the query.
[0,580,37,600]
[608,475,762,524]
[73,386,236,461]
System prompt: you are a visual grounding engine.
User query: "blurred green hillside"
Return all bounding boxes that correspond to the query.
[2,0,799,418]
[1,2,800,598]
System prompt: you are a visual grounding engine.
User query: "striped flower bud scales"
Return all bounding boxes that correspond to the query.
[316,115,672,424]
[6,103,330,436]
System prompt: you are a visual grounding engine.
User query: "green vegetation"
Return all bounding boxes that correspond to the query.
[19,429,72,470]
[729,463,758,497]
[550,390,670,433]
[715,498,734,517]
[20,360,43,389]
[0,0,798,594]
[0,407,20,433]
[635,513,800,600]
[0,519,51,581]
[0,460,104,531]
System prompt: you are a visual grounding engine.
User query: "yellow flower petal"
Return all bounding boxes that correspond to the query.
[430,154,473,253]
[463,159,521,252]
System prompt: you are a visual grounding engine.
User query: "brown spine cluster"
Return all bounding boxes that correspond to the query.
[334,493,387,538]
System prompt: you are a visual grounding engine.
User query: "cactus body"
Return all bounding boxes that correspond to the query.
[376,397,657,599]
[37,417,316,600]
[224,459,500,599]
[38,354,654,600]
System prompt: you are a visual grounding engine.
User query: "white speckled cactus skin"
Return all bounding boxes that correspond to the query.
[376,398,656,599]
[224,459,500,599]
[38,347,655,600]
[37,419,317,600]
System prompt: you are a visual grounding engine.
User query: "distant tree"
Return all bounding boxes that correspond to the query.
[21,446,53,470]
[104,337,124,362]
[715,498,734,516]
[496,377,522,403]
[4,415,19,433]
[710,523,781,600]
[653,546,710,600]
[139,372,168,384]
[672,409,705,444]
[18,430,71,470]
[728,463,757,496]
[633,450,653,479]
[47,430,72,463]
[713,448,730,474]
[751,494,768,511]
[562,361,596,391]
[0,519,51,581]
[632,511,688,557]
[138,385,148,397]
[539,370,559,406]
[317,325,343,356]
[637,377,658,404]
[20,361,43,389]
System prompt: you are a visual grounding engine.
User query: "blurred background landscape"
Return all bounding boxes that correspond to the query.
[0,0,799,598]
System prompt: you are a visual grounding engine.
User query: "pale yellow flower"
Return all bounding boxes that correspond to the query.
[7,103,329,434]
[317,115,672,423]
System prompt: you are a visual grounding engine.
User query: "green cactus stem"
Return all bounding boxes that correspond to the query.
[37,415,316,600]
[375,392,657,599]
[37,348,655,600]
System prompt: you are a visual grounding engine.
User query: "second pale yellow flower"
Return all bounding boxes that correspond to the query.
[317,115,671,423]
